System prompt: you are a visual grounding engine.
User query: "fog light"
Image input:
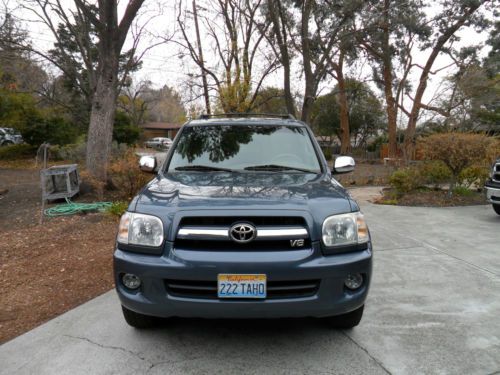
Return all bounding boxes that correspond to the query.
[122,273,141,290]
[344,273,363,290]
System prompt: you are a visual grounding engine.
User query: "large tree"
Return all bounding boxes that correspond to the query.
[21,0,148,181]
[0,11,47,93]
[177,0,277,113]
[402,0,493,158]
[311,79,385,147]
[356,0,429,159]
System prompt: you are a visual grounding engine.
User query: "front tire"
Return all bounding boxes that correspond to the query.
[121,305,158,329]
[493,204,500,215]
[323,305,364,329]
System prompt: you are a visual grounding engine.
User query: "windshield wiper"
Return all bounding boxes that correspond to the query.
[174,165,234,172]
[243,164,317,173]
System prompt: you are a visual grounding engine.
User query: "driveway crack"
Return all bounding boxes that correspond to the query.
[64,335,147,361]
[341,331,392,374]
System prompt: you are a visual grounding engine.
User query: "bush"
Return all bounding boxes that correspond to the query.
[113,112,141,145]
[49,142,87,162]
[417,161,452,188]
[389,168,422,194]
[0,144,37,160]
[458,165,489,189]
[20,114,79,147]
[108,150,152,199]
[419,132,493,191]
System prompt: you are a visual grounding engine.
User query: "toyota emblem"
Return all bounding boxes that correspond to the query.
[229,223,257,243]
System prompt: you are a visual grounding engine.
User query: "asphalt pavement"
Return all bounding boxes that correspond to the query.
[1,200,499,374]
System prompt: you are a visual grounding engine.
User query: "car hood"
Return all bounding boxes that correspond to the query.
[132,172,358,227]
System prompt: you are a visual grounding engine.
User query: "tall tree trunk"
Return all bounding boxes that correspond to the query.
[336,51,350,154]
[300,0,314,124]
[383,64,398,158]
[268,0,295,117]
[192,0,210,114]
[382,0,398,159]
[85,59,118,182]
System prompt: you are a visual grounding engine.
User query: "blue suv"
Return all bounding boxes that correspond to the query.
[114,115,372,329]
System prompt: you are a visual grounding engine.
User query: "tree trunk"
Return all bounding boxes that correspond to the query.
[300,0,314,124]
[336,52,350,154]
[268,0,295,117]
[383,64,398,158]
[192,0,210,114]
[85,60,118,182]
[381,0,398,159]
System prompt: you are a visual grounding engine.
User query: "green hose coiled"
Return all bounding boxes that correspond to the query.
[44,198,113,217]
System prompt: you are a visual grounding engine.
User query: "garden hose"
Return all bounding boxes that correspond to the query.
[44,198,113,217]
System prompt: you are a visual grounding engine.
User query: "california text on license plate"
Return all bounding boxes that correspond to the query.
[217,274,266,298]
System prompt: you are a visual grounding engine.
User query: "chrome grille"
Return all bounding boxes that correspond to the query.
[175,216,310,251]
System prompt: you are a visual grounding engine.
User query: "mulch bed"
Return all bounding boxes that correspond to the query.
[0,214,117,344]
[0,167,119,344]
[375,188,487,207]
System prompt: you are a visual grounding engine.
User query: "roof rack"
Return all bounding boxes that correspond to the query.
[197,113,296,120]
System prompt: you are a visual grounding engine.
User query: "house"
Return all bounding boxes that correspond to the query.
[140,122,183,140]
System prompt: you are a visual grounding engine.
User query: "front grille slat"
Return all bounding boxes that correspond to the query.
[267,284,318,291]
[180,216,306,227]
[165,279,320,300]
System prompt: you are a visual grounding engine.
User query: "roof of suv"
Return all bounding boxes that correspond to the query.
[186,116,307,127]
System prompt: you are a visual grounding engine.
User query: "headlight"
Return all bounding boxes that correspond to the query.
[322,212,369,247]
[117,212,164,247]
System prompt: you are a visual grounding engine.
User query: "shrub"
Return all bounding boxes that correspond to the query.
[108,149,152,199]
[113,112,141,145]
[419,132,493,192]
[20,114,79,147]
[0,144,37,160]
[389,167,422,194]
[458,165,489,189]
[49,142,87,162]
[417,161,452,188]
[106,201,129,217]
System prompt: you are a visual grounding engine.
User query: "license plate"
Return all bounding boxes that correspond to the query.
[217,274,266,298]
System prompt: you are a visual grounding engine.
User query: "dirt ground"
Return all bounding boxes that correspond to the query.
[0,167,117,344]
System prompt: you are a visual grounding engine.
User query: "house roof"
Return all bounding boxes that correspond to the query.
[141,122,183,130]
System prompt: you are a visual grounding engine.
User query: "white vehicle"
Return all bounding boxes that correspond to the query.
[144,137,172,149]
[0,128,23,146]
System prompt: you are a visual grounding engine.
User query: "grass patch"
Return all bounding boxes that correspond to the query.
[106,201,128,217]
[452,186,474,197]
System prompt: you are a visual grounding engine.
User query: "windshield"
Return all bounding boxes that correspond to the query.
[167,125,321,173]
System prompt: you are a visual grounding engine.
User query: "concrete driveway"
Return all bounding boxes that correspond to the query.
[1,201,499,374]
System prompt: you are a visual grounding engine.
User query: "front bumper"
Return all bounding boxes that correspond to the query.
[485,180,500,204]
[114,242,372,319]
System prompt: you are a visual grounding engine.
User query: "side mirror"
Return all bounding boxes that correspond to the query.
[139,155,157,173]
[333,156,355,174]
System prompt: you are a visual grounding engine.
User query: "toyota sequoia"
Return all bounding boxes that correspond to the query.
[114,115,373,329]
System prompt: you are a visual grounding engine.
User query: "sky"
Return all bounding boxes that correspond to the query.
[8,0,494,125]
